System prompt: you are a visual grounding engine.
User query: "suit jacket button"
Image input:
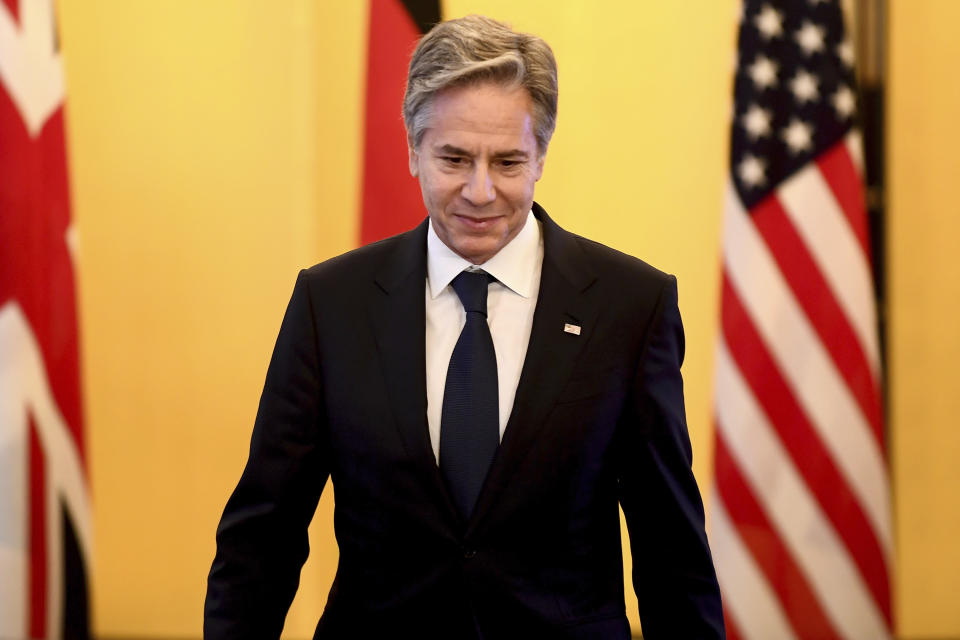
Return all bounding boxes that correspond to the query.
[463,548,477,559]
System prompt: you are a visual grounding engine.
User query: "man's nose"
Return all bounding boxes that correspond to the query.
[461,165,496,205]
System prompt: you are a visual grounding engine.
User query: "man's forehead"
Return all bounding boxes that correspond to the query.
[421,116,538,157]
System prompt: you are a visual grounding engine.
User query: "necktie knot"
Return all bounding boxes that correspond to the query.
[451,270,493,315]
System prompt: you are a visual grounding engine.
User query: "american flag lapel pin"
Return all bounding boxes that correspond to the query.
[563,322,581,336]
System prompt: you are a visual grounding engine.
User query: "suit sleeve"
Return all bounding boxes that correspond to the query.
[204,270,329,639]
[618,275,725,639]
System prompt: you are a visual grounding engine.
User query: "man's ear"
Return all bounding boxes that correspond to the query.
[407,135,419,177]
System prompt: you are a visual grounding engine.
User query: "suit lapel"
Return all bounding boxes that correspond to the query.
[368,219,461,524]
[468,204,599,535]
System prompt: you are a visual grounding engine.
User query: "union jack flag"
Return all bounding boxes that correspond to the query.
[1,0,92,637]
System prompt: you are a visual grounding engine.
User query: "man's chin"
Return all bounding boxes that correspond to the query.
[451,239,500,265]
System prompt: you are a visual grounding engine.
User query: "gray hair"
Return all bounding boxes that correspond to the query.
[403,15,558,155]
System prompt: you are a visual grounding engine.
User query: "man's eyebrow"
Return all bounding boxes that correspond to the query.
[435,144,471,156]
[491,149,531,159]
[432,144,530,159]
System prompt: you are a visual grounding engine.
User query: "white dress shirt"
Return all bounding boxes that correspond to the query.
[425,210,544,463]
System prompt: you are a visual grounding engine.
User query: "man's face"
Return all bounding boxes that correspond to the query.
[408,82,545,265]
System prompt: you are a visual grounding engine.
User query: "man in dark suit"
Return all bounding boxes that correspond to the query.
[205,15,723,639]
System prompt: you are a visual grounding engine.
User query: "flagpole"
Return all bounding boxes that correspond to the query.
[855,0,888,425]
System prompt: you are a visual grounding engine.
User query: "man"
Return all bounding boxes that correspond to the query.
[206,15,723,639]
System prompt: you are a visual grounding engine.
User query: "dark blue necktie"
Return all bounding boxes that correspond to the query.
[440,270,499,519]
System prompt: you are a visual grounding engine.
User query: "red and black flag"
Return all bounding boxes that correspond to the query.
[0,0,92,637]
[361,0,442,243]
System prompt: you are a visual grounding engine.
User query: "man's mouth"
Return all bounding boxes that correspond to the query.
[454,214,502,230]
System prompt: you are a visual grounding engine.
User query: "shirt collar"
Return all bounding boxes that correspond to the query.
[427,209,541,299]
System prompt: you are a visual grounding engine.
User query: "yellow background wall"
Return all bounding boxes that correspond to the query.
[53,0,960,637]
[887,2,960,638]
[59,1,366,634]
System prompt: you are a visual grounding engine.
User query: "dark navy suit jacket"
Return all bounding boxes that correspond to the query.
[205,204,724,639]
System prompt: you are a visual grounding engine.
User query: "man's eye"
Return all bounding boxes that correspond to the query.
[442,156,464,165]
[499,159,522,168]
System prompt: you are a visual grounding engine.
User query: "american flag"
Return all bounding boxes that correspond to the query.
[710,1,891,638]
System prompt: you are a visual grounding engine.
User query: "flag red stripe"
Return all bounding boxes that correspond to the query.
[751,194,885,451]
[715,434,840,639]
[1,0,17,22]
[29,415,47,638]
[816,141,872,262]
[37,109,86,462]
[721,274,892,623]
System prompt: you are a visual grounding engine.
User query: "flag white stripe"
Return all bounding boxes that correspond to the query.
[723,184,892,555]
[41,405,92,560]
[715,338,890,639]
[0,355,27,639]
[778,165,882,379]
[708,491,798,640]
[846,130,865,176]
